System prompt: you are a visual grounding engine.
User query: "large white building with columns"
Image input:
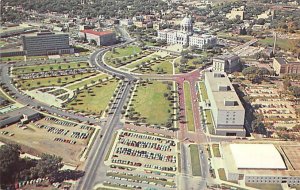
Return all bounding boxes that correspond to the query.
[157,16,217,49]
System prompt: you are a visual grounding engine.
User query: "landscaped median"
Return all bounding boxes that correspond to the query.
[205,110,215,135]
[199,81,208,101]
[184,82,195,132]
[189,144,201,176]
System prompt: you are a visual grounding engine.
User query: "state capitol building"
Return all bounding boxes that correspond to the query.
[157,16,217,49]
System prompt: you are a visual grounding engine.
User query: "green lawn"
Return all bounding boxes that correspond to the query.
[132,81,172,125]
[105,45,141,59]
[175,57,204,74]
[212,144,221,157]
[184,82,195,132]
[66,73,109,90]
[134,59,173,74]
[190,144,201,176]
[151,60,173,74]
[67,79,119,115]
[16,73,95,90]
[199,82,208,101]
[218,168,227,181]
[125,54,159,69]
[12,62,90,75]
[0,41,6,46]
[258,37,300,53]
[205,110,215,135]
[0,56,24,62]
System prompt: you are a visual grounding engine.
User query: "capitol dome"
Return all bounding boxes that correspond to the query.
[180,15,193,34]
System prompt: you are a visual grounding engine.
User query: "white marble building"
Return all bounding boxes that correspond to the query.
[157,16,217,49]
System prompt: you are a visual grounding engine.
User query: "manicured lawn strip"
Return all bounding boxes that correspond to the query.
[218,168,227,181]
[132,81,172,125]
[104,132,118,161]
[205,110,215,135]
[12,62,90,75]
[67,73,109,90]
[190,144,201,176]
[184,82,195,132]
[258,37,300,53]
[125,55,159,69]
[17,73,95,90]
[212,144,221,157]
[199,82,208,101]
[0,56,24,62]
[246,183,283,190]
[106,172,176,186]
[106,45,141,59]
[67,79,119,115]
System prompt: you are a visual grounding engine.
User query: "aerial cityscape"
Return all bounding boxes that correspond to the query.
[0,0,300,189]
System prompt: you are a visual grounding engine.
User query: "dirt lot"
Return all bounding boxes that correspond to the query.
[281,146,300,170]
[0,117,95,165]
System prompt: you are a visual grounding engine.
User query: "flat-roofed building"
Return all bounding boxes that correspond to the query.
[213,53,241,73]
[221,143,300,185]
[204,72,246,136]
[0,107,40,128]
[79,29,116,46]
[22,32,74,56]
[273,57,300,76]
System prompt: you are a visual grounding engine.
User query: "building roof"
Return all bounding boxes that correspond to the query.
[181,16,192,26]
[205,72,244,111]
[80,29,113,36]
[275,57,288,65]
[0,107,38,120]
[214,53,239,61]
[230,144,287,170]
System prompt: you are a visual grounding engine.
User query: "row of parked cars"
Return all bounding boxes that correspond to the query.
[53,137,76,145]
[115,147,176,163]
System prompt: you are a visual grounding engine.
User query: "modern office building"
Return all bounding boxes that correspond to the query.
[204,72,246,136]
[22,32,74,56]
[221,143,300,185]
[79,29,116,46]
[157,16,217,49]
[213,54,241,73]
[273,57,300,76]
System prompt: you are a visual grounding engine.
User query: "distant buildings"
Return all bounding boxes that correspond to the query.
[213,54,241,73]
[204,72,246,137]
[226,6,244,20]
[79,29,116,46]
[273,58,300,76]
[157,16,217,49]
[22,32,74,56]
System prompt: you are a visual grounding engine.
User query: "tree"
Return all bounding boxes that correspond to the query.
[30,154,63,181]
[0,144,21,185]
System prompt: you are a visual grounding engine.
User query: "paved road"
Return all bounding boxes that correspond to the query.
[75,45,137,190]
[0,64,100,125]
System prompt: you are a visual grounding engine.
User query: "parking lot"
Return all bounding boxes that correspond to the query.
[103,130,179,189]
[244,84,299,129]
[0,116,96,165]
